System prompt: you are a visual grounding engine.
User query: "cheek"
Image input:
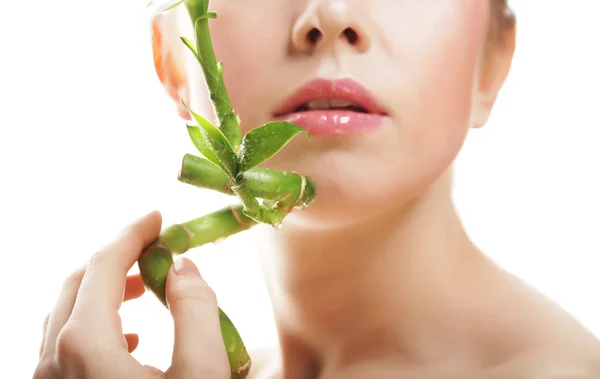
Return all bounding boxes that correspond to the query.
[191,0,489,225]
[208,2,289,132]
[305,3,488,221]
[396,1,488,178]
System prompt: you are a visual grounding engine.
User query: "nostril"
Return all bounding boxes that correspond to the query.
[343,28,359,44]
[307,28,322,44]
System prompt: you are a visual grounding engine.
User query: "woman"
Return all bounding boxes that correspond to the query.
[34,0,600,378]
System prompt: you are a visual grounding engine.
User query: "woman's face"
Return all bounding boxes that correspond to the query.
[173,0,511,227]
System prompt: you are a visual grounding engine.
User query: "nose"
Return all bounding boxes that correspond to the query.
[291,0,371,54]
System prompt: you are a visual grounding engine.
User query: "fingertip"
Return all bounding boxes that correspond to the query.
[164,258,207,305]
[140,210,162,230]
[166,257,198,288]
[165,256,228,377]
[148,209,162,223]
[124,333,139,353]
[124,274,146,301]
[165,257,215,311]
[117,210,162,246]
[127,210,163,249]
[147,210,163,237]
[172,257,201,278]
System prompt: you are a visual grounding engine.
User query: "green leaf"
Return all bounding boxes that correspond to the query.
[238,121,310,172]
[180,36,198,60]
[200,11,217,19]
[183,2,242,152]
[147,0,186,22]
[182,100,239,178]
[186,125,225,172]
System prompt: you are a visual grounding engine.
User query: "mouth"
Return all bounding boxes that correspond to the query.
[272,78,389,136]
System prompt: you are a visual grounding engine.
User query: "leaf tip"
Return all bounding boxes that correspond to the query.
[180,98,190,109]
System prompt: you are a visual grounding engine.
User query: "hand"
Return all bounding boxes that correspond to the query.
[34,211,230,379]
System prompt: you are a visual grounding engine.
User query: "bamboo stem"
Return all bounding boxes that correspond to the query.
[179,154,317,210]
[141,1,315,377]
[184,0,241,150]
[139,204,255,306]
[138,204,255,378]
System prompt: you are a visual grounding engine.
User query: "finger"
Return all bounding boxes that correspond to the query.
[70,211,162,324]
[124,274,146,302]
[166,258,229,379]
[42,266,86,359]
[39,313,50,358]
[124,333,139,353]
[43,313,50,335]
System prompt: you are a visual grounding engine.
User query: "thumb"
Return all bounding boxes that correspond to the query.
[165,257,229,379]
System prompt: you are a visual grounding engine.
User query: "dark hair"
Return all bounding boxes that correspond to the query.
[491,0,516,43]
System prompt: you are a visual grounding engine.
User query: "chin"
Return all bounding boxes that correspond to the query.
[255,114,469,229]
[272,150,451,230]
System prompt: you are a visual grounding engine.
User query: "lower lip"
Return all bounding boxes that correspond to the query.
[274,110,386,136]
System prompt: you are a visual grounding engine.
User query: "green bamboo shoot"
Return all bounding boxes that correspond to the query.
[139,0,316,377]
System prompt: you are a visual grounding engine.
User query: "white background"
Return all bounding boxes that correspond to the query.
[1,0,599,376]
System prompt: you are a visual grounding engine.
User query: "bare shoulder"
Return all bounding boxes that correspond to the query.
[482,267,600,378]
[534,348,600,378]
[247,346,281,379]
[480,344,600,379]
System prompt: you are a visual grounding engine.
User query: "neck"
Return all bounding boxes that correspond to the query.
[255,171,485,377]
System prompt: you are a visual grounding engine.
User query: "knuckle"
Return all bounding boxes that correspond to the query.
[87,249,108,269]
[55,322,109,377]
[55,324,91,375]
[55,324,86,360]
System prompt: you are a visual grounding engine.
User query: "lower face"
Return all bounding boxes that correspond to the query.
[190,0,490,227]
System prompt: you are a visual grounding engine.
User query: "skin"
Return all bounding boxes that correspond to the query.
[36,0,600,378]
[34,212,231,379]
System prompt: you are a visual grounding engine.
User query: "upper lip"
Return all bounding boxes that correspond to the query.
[272,78,388,117]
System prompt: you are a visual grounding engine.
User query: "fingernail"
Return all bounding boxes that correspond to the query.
[173,258,200,277]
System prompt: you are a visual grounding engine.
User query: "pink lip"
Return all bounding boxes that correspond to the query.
[272,78,388,136]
